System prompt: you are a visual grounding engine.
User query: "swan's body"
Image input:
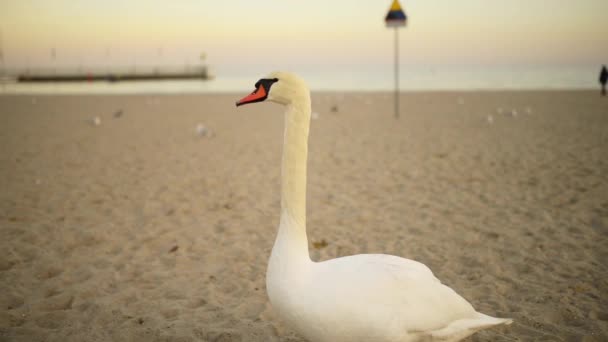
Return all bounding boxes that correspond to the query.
[236,72,511,342]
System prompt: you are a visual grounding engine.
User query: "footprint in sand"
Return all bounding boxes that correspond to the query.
[2,292,25,310]
[38,294,74,311]
[185,297,208,309]
[160,307,180,320]
[36,266,63,280]
[205,330,242,342]
[33,311,67,329]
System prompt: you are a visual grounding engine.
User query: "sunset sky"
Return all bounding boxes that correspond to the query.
[1,0,607,78]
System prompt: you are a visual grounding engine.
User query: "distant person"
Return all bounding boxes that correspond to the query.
[600,65,608,96]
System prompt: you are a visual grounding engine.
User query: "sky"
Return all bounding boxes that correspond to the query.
[1,0,607,79]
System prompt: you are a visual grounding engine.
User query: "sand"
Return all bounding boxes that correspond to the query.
[0,90,607,341]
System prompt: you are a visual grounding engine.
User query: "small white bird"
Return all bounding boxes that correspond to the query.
[92,116,101,126]
[236,72,512,342]
[311,111,320,120]
[195,123,209,137]
[487,115,494,124]
[510,109,518,117]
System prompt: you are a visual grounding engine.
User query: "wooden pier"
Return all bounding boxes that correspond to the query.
[15,65,210,83]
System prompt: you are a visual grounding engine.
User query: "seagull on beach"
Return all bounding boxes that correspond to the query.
[235,71,512,342]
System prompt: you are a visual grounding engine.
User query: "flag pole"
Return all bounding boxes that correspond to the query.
[394,26,399,119]
[385,0,406,119]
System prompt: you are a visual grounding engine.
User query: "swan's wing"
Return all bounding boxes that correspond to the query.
[317,253,441,288]
[311,254,478,335]
[353,254,439,282]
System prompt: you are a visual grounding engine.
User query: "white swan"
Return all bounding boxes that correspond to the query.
[236,72,512,342]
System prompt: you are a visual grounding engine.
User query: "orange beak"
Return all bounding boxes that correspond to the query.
[236,84,267,107]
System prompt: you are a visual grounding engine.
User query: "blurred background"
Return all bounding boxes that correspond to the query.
[2,3,608,341]
[1,0,607,92]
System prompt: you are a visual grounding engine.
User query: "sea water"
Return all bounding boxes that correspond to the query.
[0,65,599,94]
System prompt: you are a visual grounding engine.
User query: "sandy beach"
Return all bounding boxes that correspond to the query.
[1,90,607,341]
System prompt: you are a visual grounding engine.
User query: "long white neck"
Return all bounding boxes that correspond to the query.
[275,94,311,262]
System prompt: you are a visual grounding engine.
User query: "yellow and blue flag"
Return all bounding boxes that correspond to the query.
[385,0,407,27]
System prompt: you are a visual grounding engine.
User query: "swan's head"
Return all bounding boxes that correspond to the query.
[236,71,309,107]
